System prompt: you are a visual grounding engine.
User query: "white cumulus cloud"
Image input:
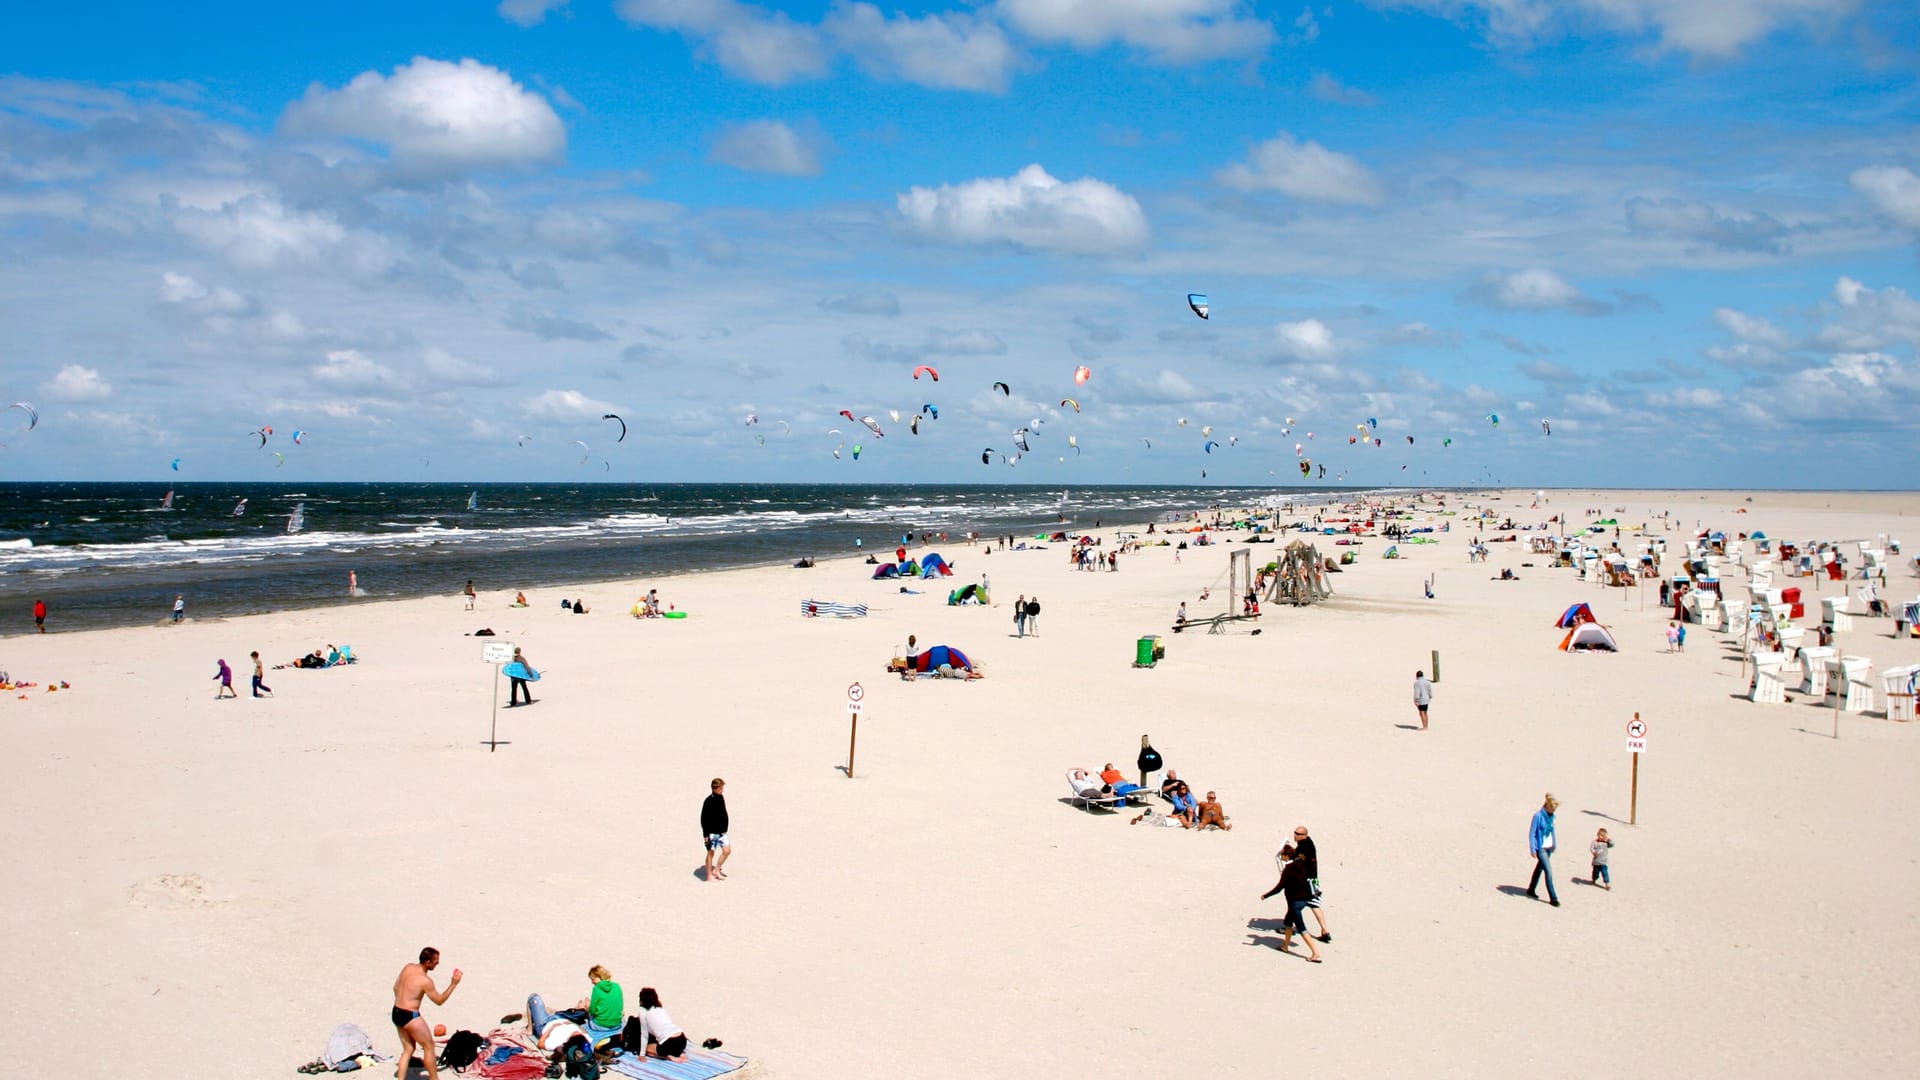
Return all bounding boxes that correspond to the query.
[996,0,1276,64]
[525,388,626,420]
[1274,318,1338,361]
[1475,268,1610,314]
[312,349,407,394]
[171,196,387,274]
[709,120,827,177]
[43,363,112,402]
[280,57,565,181]
[1713,307,1795,350]
[616,0,831,86]
[827,4,1023,92]
[1216,132,1386,207]
[498,0,570,26]
[1374,0,1861,60]
[1850,165,1920,229]
[896,164,1149,256]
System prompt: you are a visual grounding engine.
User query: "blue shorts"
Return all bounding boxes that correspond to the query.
[706,833,729,851]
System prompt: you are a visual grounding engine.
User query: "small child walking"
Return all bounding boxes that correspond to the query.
[213,658,236,699]
[1590,828,1614,890]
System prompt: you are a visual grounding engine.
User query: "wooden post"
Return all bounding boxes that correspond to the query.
[1431,649,1441,684]
[846,710,859,776]
[1629,753,1639,826]
[488,664,500,753]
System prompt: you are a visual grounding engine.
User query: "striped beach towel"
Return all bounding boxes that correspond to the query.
[801,600,867,618]
[604,1048,748,1080]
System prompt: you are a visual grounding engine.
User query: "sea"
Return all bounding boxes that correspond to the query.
[0,482,1388,632]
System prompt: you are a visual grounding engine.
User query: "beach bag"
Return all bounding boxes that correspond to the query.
[620,1016,647,1054]
[1137,744,1163,774]
[441,1030,486,1070]
[560,1036,599,1079]
[473,627,496,636]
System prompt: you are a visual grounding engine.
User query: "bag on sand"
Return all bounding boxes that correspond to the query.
[620,1016,647,1054]
[441,1030,486,1070]
[560,1035,600,1080]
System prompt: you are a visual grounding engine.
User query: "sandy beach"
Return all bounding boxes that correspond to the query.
[4,488,1918,1079]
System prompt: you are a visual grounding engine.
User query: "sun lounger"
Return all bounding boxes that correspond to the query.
[1066,771,1124,812]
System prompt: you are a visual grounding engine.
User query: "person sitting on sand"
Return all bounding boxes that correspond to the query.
[571,599,589,614]
[635,987,690,1062]
[1197,790,1233,830]
[1168,782,1199,828]
[581,964,624,1044]
[326,644,341,667]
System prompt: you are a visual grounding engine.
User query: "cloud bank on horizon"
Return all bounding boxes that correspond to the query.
[0,0,1916,487]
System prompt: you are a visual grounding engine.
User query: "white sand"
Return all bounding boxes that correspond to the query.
[3,489,1918,1079]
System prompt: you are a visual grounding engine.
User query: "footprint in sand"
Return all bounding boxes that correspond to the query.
[128,873,215,909]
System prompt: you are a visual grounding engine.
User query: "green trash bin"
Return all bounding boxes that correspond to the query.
[1135,636,1157,668]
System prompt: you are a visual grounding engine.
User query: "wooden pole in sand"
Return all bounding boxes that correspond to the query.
[845,682,865,777]
[1628,712,1645,825]
[1630,752,1639,826]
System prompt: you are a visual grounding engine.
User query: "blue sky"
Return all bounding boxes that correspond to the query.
[2,0,1917,486]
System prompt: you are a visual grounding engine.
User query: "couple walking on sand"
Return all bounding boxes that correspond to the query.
[1260,826,1331,962]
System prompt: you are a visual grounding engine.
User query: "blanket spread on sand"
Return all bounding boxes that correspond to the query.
[604,1048,749,1080]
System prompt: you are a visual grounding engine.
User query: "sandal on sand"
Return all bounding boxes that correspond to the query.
[1307,957,1323,963]
[500,1013,525,1024]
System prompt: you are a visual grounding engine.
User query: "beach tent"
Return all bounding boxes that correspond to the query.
[871,563,901,580]
[947,583,987,605]
[899,560,923,577]
[907,645,973,673]
[1553,602,1597,627]
[1558,622,1619,652]
[920,553,953,576]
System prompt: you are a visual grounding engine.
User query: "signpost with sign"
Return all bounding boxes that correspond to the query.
[482,642,515,752]
[844,682,865,778]
[1625,713,1647,824]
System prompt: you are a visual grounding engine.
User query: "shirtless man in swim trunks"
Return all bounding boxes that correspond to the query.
[392,947,461,1079]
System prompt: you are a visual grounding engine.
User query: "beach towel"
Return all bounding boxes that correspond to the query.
[470,1047,549,1080]
[604,1049,748,1080]
[322,1023,373,1068]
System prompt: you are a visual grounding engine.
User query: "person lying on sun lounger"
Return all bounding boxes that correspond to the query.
[1099,763,1145,800]
[1069,768,1116,804]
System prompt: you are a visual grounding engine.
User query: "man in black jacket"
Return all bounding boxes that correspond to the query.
[702,778,731,882]
[1292,825,1331,942]
[1024,596,1041,636]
